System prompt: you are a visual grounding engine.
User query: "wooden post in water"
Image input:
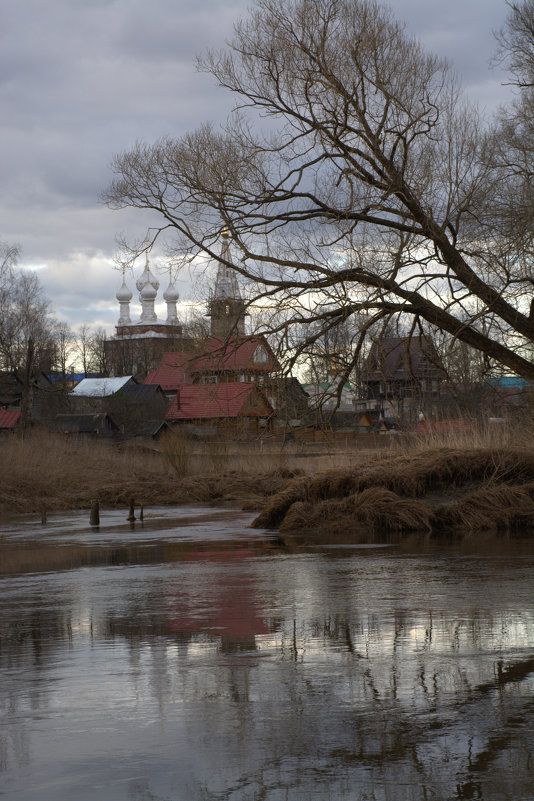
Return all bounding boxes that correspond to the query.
[139,506,144,521]
[90,500,100,526]
[40,506,47,525]
[127,498,136,522]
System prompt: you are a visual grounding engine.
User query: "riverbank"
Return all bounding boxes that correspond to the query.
[252,446,534,539]
[3,432,534,539]
[0,432,301,516]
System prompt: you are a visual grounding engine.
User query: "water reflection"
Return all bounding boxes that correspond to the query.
[0,508,533,800]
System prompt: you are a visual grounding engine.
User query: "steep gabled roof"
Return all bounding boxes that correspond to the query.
[165,382,273,421]
[189,336,280,373]
[144,336,280,391]
[144,352,192,391]
[117,383,167,402]
[127,419,171,438]
[361,336,443,380]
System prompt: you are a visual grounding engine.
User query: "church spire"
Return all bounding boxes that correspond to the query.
[208,227,246,338]
[213,228,242,300]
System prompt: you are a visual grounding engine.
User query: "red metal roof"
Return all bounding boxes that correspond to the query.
[145,336,280,392]
[165,382,272,420]
[189,336,279,373]
[144,352,193,391]
[0,409,21,429]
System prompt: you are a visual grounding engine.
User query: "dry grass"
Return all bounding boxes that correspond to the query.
[252,443,534,539]
[280,488,434,535]
[4,429,534,541]
[436,482,534,533]
[0,432,176,513]
[0,431,302,516]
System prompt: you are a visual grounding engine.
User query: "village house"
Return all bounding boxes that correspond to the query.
[140,230,307,435]
[144,336,279,437]
[49,413,120,438]
[301,380,356,413]
[66,375,168,435]
[165,382,274,436]
[358,336,445,423]
[0,370,64,421]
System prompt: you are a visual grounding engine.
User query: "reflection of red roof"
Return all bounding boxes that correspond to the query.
[144,352,193,391]
[416,418,471,434]
[167,550,270,639]
[165,382,272,420]
[190,336,279,373]
[0,409,21,429]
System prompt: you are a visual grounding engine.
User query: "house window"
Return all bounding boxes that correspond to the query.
[253,345,268,363]
[202,375,218,384]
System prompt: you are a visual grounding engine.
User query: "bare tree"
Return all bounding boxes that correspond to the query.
[74,323,97,376]
[106,0,534,381]
[0,242,57,429]
[52,321,76,379]
[495,1,534,86]
[89,327,110,376]
[0,244,55,371]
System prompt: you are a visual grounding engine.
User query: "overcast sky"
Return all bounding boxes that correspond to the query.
[1,0,515,332]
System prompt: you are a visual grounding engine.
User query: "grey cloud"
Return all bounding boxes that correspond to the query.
[0,0,515,330]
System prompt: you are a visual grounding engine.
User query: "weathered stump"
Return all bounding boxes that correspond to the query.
[90,500,100,526]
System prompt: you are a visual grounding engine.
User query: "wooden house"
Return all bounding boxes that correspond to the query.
[165,382,274,436]
[0,371,63,421]
[359,336,445,422]
[49,413,119,438]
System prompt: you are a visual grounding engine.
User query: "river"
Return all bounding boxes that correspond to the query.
[1,505,533,800]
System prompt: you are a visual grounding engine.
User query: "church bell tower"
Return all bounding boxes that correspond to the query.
[207,228,247,338]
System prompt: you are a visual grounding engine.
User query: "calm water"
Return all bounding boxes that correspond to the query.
[1,506,533,801]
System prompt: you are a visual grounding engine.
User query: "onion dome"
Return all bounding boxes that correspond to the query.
[116,278,133,303]
[163,278,179,324]
[136,249,160,323]
[140,281,157,300]
[163,281,179,303]
[116,273,133,325]
[136,258,159,293]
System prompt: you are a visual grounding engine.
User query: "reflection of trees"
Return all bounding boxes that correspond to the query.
[2,545,534,800]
